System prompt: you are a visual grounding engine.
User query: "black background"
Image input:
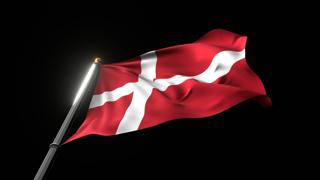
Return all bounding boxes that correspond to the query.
[12,1,280,179]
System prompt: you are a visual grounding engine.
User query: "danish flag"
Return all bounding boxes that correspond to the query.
[65,29,271,143]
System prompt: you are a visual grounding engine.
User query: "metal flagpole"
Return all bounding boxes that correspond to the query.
[34,58,102,180]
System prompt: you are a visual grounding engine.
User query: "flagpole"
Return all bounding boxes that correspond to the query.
[34,58,102,180]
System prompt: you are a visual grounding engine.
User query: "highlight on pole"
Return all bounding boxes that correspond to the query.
[73,60,98,105]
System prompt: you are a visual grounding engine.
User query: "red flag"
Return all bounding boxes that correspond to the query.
[65,29,271,143]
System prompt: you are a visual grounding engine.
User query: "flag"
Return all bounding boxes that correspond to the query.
[65,29,271,143]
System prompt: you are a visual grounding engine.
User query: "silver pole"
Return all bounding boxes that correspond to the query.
[34,58,102,180]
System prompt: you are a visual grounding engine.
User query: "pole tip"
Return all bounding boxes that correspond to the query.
[94,57,102,64]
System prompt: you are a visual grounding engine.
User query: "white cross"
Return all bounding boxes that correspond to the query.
[89,49,245,134]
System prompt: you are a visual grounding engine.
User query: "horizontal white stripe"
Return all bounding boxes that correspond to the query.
[153,50,245,91]
[89,82,134,109]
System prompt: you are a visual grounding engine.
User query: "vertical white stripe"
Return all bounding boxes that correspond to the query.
[139,51,157,80]
[115,51,157,134]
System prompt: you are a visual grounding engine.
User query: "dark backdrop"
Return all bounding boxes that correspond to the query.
[14,2,277,179]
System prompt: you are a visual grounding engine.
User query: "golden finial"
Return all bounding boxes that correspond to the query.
[94,57,102,64]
